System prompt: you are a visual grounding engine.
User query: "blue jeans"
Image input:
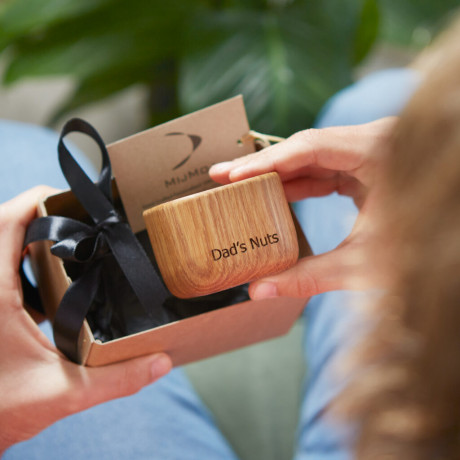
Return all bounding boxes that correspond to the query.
[2,68,419,459]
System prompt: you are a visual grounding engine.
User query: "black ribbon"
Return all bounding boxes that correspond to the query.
[24,118,170,363]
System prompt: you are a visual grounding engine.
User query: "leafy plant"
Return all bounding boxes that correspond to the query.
[378,0,460,47]
[0,0,456,135]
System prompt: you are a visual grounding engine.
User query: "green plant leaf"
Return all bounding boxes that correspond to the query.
[377,0,460,47]
[0,0,111,41]
[6,0,453,132]
[178,3,367,136]
[353,0,380,65]
[2,1,190,83]
[0,0,196,124]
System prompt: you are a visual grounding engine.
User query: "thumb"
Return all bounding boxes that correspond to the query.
[75,353,172,411]
[249,242,366,299]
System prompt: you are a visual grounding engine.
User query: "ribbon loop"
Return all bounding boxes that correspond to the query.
[24,118,170,362]
[51,233,109,263]
[58,118,115,223]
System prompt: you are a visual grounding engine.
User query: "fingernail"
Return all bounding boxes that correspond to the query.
[209,162,233,175]
[251,282,278,300]
[150,354,172,379]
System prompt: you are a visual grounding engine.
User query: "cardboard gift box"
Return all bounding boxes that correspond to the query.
[28,96,311,367]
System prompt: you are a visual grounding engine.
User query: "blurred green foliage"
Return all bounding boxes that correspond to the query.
[0,0,457,135]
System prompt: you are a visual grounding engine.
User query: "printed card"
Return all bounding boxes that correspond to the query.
[108,96,255,233]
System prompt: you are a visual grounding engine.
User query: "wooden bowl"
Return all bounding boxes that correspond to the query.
[143,172,299,298]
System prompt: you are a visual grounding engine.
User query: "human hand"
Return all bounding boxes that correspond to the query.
[211,118,395,208]
[0,187,172,455]
[209,118,394,299]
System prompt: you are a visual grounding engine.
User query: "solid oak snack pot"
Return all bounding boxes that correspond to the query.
[143,172,299,299]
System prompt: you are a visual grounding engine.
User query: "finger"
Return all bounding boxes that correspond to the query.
[209,118,395,184]
[209,152,261,184]
[70,353,172,413]
[283,175,368,203]
[283,176,345,202]
[0,186,58,282]
[248,242,369,299]
[209,136,305,184]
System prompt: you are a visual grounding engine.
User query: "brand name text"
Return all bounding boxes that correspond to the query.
[165,166,210,188]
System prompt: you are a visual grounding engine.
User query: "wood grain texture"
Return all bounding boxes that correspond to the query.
[143,172,299,299]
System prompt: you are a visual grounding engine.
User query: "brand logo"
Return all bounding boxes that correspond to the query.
[163,132,210,189]
[166,132,202,170]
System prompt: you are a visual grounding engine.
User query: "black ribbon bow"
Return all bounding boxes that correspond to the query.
[23,118,170,363]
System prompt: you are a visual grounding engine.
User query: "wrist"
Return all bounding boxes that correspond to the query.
[0,432,14,458]
[0,416,25,457]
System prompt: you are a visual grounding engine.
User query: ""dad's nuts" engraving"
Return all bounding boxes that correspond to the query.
[211,233,280,261]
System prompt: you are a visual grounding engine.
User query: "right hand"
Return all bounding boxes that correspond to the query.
[209,118,395,299]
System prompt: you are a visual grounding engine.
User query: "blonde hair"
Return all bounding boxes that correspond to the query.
[339,16,460,459]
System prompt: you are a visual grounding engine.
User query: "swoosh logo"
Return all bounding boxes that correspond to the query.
[166,132,202,170]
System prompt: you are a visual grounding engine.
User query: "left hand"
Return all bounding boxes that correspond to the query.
[0,187,172,455]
